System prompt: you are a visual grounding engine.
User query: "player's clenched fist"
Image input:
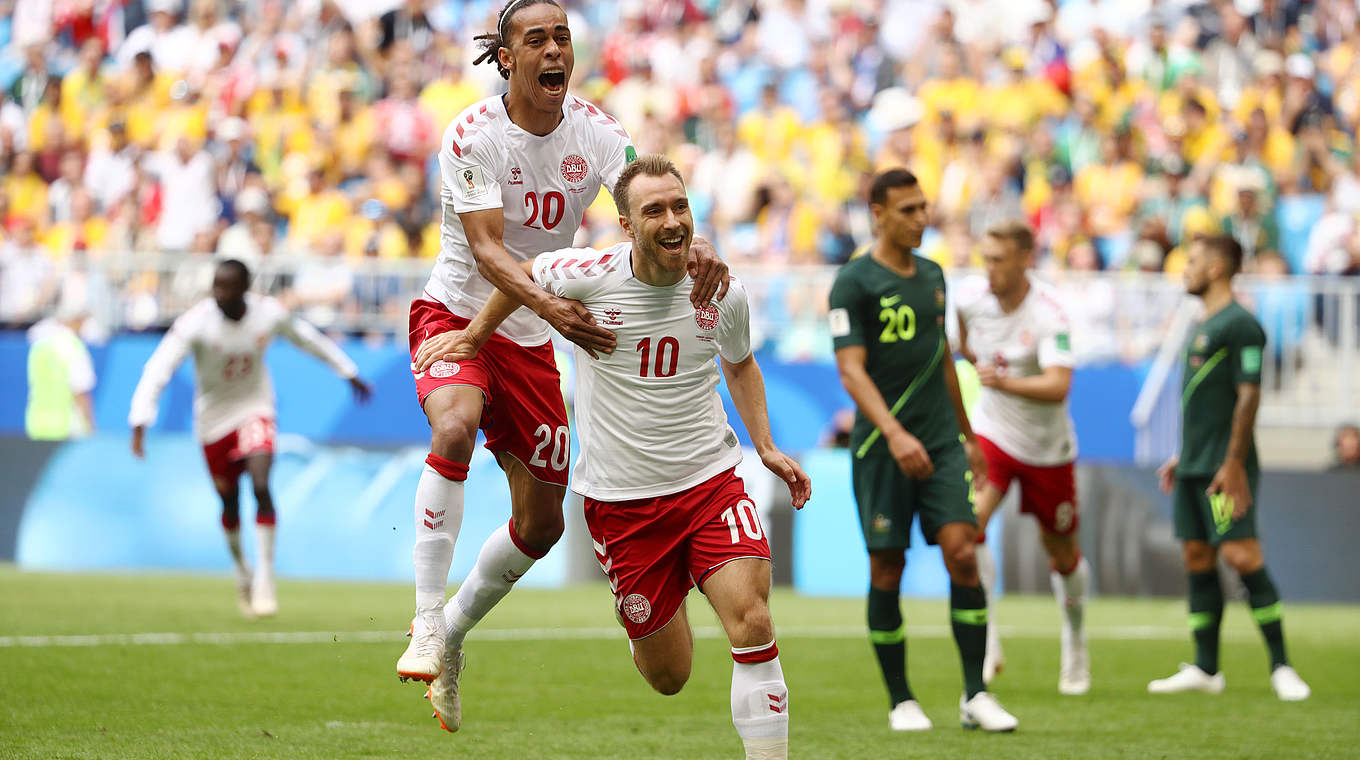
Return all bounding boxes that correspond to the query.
[886,428,933,479]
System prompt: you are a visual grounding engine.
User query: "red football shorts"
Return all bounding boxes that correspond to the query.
[408,298,570,486]
[202,416,276,483]
[977,434,1078,534]
[584,467,772,640]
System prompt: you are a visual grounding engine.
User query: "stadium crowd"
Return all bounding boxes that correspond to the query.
[0,0,1358,362]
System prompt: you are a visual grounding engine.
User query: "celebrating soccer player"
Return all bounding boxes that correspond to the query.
[955,221,1090,695]
[417,154,809,759]
[397,0,727,732]
[827,169,1017,733]
[128,259,373,618]
[1147,235,1310,701]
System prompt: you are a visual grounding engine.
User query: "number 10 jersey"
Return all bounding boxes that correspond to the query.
[532,243,752,501]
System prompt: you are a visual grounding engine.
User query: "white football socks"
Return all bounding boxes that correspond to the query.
[1051,555,1090,636]
[975,542,1001,663]
[413,462,465,613]
[224,527,249,579]
[255,524,275,586]
[731,649,788,760]
[444,522,538,648]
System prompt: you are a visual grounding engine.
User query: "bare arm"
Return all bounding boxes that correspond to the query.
[956,314,977,364]
[1208,382,1260,517]
[834,344,933,477]
[76,392,95,433]
[943,337,987,483]
[984,365,1073,403]
[721,352,811,508]
[462,208,615,353]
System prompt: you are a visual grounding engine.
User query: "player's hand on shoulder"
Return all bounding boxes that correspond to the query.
[1157,455,1179,494]
[540,295,616,359]
[349,377,374,403]
[759,448,812,509]
[887,429,933,479]
[413,329,484,373]
[686,236,730,307]
[131,426,146,459]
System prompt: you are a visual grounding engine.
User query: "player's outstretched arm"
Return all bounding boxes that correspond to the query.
[463,209,615,354]
[128,323,192,452]
[686,236,730,307]
[721,353,811,508]
[834,345,933,478]
[273,312,369,401]
[943,337,986,485]
[978,364,1073,403]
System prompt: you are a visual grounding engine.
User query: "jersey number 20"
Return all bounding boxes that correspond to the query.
[878,305,916,343]
[523,191,565,230]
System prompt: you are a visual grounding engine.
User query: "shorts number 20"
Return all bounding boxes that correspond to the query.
[529,424,570,471]
[721,499,763,543]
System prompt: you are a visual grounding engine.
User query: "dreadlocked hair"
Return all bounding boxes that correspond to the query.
[473,0,563,80]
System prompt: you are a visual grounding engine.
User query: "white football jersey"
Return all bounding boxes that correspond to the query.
[957,274,1078,466]
[532,243,751,500]
[129,294,358,444]
[429,94,635,347]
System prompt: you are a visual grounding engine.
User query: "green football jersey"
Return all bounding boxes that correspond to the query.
[828,253,958,457]
[1178,301,1266,476]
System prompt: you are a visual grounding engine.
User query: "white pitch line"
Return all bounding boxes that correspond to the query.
[0,624,1256,649]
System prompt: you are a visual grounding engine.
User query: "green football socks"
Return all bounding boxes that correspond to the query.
[950,583,988,698]
[1241,567,1289,670]
[867,587,913,706]
[1188,570,1224,675]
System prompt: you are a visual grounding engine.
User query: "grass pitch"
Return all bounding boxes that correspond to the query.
[1,567,1357,759]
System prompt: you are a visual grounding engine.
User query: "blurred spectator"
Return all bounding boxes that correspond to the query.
[84,122,138,213]
[25,302,96,441]
[216,186,272,262]
[0,220,55,326]
[145,136,217,250]
[1222,169,1279,263]
[1332,424,1360,470]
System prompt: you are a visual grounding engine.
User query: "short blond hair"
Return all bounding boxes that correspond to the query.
[985,220,1035,255]
[612,153,685,218]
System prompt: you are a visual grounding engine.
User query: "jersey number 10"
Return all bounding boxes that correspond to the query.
[636,337,679,378]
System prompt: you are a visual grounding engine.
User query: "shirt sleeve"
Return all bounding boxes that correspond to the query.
[827,272,865,350]
[439,128,503,214]
[272,305,359,379]
[591,115,636,194]
[532,245,611,301]
[64,337,96,395]
[1232,315,1267,386]
[1037,300,1077,370]
[715,277,752,363]
[128,314,194,429]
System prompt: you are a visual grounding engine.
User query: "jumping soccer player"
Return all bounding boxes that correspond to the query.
[396,0,727,732]
[129,259,372,618]
[1148,235,1309,701]
[420,154,809,760]
[828,169,1017,733]
[956,220,1090,695]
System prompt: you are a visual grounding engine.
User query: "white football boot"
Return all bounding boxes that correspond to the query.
[889,700,932,731]
[250,572,277,618]
[1270,665,1310,701]
[235,568,255,620]
[959,692,1018,732]
[1058,624,1090,695]
[1147,663,1225,694]
[427,646,465,732]
[397,610,445,683]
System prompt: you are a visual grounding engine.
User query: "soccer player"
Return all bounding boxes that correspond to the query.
[828,168,1017,733]
[418,154,809,760]
[128,259,372,618]
[395,0,727,730]
[1148,235,1310,701]
[955,221,1090,695]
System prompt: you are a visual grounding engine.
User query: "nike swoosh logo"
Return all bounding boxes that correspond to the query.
[880,295,901,307]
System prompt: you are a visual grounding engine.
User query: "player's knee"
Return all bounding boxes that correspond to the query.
[944,540,977,573]
[730,603,774,649]
[1220,542,1262,575]
[643,664,690,696]
[1182,542,1216,572]
[513,512,564,553]
[428,407,478,459]
[251,482,272,505]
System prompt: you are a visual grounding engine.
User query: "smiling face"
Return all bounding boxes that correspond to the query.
[500,3,574,114]
[620,172,693,279]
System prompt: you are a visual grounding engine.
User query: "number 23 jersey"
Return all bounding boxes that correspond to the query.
[532,244,752,501]
[828,253,959,456]
[432,94,635,347]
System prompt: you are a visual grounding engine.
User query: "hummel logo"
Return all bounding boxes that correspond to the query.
[880,294,901,307]
[502,569,525,584]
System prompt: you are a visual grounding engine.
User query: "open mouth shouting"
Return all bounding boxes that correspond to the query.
[539,67,567,98]
[656,231,687,256]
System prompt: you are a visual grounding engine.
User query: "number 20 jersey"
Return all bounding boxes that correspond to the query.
[532,244,752,501]
[431,94,635,347]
